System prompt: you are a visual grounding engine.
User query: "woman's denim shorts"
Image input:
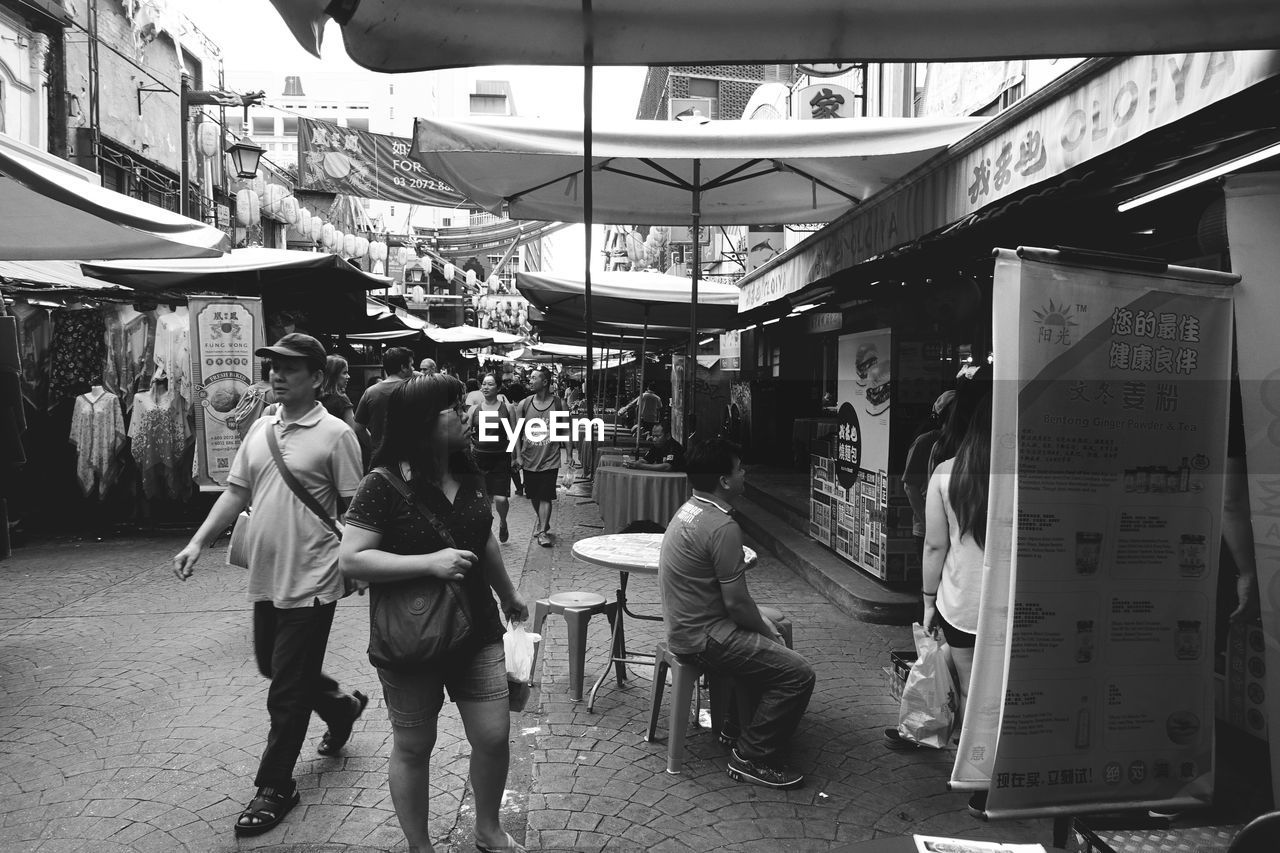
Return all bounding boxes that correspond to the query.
[377,640,508,727]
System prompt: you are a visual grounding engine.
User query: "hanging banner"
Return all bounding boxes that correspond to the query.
[720,330,741,370]
[1223,172,1280,806]
[189,296,266,491]
[975,248,1236,819]
[297,117,470,207]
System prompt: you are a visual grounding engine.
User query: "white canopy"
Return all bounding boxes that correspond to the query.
[425,324,524,346]
[413,116,983,225]
[0,132,229,260]
[81,248,391,292]
[268,0,1280,70]
[517,270,740,330]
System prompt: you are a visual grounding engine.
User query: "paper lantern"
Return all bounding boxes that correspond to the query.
[355,236,369,258]
[196,121,220,159]
[261,183,284,217]
[412,285,425,301]
[280,196,299,225]
[443,262,456,281]
[369,241,387,262]
[235,189,260,226]
[343,233,357,256]
[309,216,323,242]
[321,222,336,249]
[373,260,385,276]
[397,246,412,266]
[465,269,477,289]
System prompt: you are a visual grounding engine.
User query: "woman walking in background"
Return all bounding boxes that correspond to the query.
[319,355,369,465]
[339,375,528,853]
[469,372,516,543]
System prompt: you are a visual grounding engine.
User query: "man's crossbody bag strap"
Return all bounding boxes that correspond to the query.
[371,466,456,548]
[266,424,342,540]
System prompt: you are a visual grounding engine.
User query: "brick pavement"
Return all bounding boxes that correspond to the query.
[0,471,1056,852]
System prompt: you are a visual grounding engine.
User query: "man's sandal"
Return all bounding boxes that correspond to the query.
[317,690,369,756]
[234,785,299,837]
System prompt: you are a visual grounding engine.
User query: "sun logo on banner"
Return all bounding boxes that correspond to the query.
[1033,299,1078,345]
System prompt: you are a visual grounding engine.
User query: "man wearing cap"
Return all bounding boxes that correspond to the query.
[354,346,415,464]
[172,333,367,839]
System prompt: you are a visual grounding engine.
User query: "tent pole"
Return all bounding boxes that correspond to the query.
[581,0,595,421]
[636,304,649,455]
[686,158,701,444]
[614,329,624,447]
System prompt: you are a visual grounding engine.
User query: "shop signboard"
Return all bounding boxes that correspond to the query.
[719,330,741,370]
[956,248,1236,818]
[809,328,894,578]
[188,296,266,491]
[297,117,469,207]
[795,84,859,120]
[747,225,785,271]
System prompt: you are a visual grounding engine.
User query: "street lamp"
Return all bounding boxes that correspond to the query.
[226,137,265,179]
[179,73,266,219]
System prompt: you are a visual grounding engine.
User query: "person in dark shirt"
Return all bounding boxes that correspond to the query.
[624,422,684,471]
[354,347,414,466]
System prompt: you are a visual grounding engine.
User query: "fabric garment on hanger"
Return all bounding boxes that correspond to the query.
[153,307,191,407]
[103,304,156,414]
[10,300,50,411]
[49,308,107,410]
[70,387,125,499]
[129,385,187,499]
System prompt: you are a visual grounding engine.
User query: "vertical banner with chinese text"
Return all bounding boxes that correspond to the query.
[189,296,265,491]
[983,248,1235,818]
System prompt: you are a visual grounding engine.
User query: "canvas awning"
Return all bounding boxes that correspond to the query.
[80,248,391,292]
[517,271,740,329]
[0,132,229,260]
[268,0,1280,70]
[413,116,983,226]
[425,325,524,346]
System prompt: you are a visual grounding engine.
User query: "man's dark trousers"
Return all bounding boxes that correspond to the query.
[252,600,355,789]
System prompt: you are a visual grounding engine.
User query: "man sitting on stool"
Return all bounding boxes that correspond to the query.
[623,422,685,472]
[657,438,815,789]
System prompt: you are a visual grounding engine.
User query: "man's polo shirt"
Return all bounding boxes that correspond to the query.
[658,494,748,654]
[229,403,362,607]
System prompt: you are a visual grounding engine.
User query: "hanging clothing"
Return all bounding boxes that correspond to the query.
[153,307,192,406]
[128,387,188,499]
[1,316,26,466]
[103,305,157,413]
[10,301,51,411]
[48,308,107,410]
[70,387,125,499]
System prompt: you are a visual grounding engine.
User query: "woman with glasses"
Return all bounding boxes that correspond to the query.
[339,374,528,853]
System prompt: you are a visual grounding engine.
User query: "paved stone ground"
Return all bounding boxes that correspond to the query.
[0,474,1055,852]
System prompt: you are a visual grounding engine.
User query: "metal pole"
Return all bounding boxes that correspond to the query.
[635,306,648,455]
[613,330,624,446]
[582,0,594,420]
[685,159,701,442]
[179,73,191,218]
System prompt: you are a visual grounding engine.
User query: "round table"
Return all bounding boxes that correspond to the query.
[591,467,690,534]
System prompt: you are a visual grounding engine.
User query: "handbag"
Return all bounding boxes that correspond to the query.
[365,466,475,672]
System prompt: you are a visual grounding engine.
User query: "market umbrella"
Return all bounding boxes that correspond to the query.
[0,132,229,260]
[422,118,978,434]
[267,0,1280,69]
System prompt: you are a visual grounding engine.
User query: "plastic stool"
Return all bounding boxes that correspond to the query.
[531,591,618,701]
[645,642,731,774]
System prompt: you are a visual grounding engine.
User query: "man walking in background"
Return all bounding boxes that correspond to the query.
[354,346,414,464]
[513,367,571,547]
[172,333,367,837]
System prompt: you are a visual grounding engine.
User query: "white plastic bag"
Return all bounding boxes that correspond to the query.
[895,622,958,749]
[503,624,540,684]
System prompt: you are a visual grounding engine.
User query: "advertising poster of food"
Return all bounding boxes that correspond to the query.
[811,329,892,577]
[979,248,1236,818]
[189,296,265,491]
[297,118,469,207]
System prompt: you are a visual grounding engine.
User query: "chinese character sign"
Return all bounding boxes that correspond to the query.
[189,296,265,490]
[969,248,1235,818]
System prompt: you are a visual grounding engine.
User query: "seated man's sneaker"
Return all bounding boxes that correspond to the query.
[727,747,803,789]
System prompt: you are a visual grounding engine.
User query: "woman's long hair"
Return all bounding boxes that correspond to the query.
[932,364,993,466]
[948,391,992,549]
[373,374,481,496]
[320,355,348,398]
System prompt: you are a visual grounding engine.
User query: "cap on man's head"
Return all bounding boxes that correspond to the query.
[256,333,326,372]
[932,389,957,415]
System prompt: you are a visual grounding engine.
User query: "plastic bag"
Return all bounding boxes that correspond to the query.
[503,624,541,712]
[895,622,958,749]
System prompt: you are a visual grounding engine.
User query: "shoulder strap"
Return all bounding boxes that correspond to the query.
[266,424,342,540]
[372,466,457,549]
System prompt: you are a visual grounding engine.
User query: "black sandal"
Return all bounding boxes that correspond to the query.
[234,785,299,837]
[318,690,368,756]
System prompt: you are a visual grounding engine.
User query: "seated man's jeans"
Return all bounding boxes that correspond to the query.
[687,627,815,764]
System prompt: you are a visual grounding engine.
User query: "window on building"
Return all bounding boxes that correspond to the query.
[282,117,298,135]
[252,117,275,136]
[684,78,720,120]
[346,117,369,132]
[469,93,509,115]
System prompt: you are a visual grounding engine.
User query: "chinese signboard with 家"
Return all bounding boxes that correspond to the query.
[297,117,470,207]
[796,84,859,120]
